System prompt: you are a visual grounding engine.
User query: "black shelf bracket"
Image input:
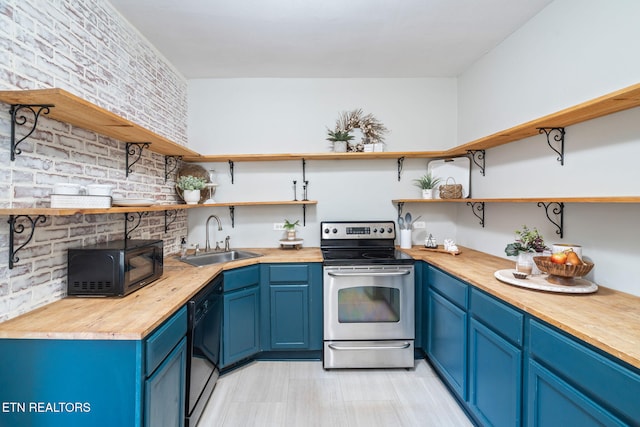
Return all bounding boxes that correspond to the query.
[537,201,564,238]
[467,150,486,176]
[228,160,235,184]
[397,157,405,181]
[396,202,405,218]
[302,204,307,226]
[466,201,485,227]
[229,206,235,228]
[538,127,565,165]
[164,210,178,233]
[125,143,150,177]
[124,211,149,240]
[302,159,307,182]
[8,214,47,269]
[164,156,182,182]
[9,104,54,161]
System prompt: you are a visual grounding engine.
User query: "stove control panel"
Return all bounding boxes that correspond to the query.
[321,221,396,240]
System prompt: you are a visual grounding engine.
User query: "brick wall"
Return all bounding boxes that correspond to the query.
[0,0,190,320]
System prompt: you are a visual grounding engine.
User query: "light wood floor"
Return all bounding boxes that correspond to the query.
[197,359,473,426]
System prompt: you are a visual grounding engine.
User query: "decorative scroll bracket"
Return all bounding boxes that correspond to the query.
[124,211,149,240]
[396,202,405,219]
[467,150,486,176]
[8,214,47,269]
[537,201,564,238]
[397,157,405,181]
[302,204,307,226]
[537,127,565,165]
[466,201,485,227]
[228,160,235,184]
[125,143,150,177]
[10,104,54,161]
[229,206,235,228]
[164,210,178,233]
[164,155,182,182]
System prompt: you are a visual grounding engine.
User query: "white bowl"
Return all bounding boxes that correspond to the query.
[86,184,114,196]
[53,183,83,195]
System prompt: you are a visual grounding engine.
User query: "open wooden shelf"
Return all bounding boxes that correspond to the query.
[392,196,640,204]
[182,150,450,162]
[0,200,317,217]
[0,88,200,158]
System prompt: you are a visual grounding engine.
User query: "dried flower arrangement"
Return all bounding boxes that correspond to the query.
[328,109,388,151]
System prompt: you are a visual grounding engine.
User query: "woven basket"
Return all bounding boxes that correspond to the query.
[533,256,594,278]
[439,177,463,199]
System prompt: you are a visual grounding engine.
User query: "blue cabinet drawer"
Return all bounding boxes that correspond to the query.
[470,288,523,347]
[269,264,309,282]
[529,319,640,424]
[145,306,187,377]
[428,266,468,309]
[224,264,260,292]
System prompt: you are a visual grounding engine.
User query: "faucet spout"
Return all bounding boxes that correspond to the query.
[205,215,223,252]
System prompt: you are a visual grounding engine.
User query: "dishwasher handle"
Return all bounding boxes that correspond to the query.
[328,342,412,351]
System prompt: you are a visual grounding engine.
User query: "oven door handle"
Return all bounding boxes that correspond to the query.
[328,342,412,351]
[327,270,411,277]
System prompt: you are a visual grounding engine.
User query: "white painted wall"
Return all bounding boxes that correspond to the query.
[186,78,458,248]
[456,0,640,295]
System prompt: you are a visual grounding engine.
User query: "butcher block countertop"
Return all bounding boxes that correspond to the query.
[1,245,639,370]
[403,246,640,370]
[0,248,322,341]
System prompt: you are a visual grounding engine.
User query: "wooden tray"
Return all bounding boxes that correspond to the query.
[418,246,461,256]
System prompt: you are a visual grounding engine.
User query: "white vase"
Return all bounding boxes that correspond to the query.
[400,229,412,249]
[372,142,385,152]
[421,189,435,199]
[516,252,534,275]
[333,141,347,152]
[182,189,201,205]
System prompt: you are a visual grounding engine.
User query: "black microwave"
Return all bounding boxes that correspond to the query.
[67,239,163,297]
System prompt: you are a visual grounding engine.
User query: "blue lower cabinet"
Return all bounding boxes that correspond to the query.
[0,305,188,427]
[269,284,309,348]
[527,319,640,426]
[469,319,522,427]
[527,359,627,427]
[144,336,187,427]
[222,285,260,366]
[260,263,322,352]
[427,288,468,399]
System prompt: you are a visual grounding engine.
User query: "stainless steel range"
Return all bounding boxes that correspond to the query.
[321,221,415,369]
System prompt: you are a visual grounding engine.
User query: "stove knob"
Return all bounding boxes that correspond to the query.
[332,228,338,234]
[324,228,330,234]
[387,227,393,233]
[373,228,378,233]
[379,228,385,234]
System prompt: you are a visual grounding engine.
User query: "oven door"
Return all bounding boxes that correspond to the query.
[323,265,415,341]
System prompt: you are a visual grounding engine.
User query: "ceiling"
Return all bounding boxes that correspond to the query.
[109,0,553,79]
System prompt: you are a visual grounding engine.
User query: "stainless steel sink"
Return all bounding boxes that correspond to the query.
[179,250,262,267]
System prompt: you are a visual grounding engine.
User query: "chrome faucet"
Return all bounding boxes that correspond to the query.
[205,215,222,252]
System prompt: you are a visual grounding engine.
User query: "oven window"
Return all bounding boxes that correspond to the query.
[338,286,400,323]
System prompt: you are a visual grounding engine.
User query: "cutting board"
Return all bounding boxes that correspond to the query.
[427,157,470,198]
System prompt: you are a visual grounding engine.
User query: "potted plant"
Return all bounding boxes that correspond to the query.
[176,175,207,205]
[505,225,548,274]
[413,173,442,199]
[283,219,300,240]
[326,129,354,153]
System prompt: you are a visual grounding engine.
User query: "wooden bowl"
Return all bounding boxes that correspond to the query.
[533,256,594,285]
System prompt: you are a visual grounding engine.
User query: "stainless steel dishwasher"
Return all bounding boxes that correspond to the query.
[185,275,222,427]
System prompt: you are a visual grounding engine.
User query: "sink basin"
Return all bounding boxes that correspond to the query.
[179,250,262,267]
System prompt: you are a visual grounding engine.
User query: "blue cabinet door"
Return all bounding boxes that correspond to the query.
[427,289,468,399]
[222,285,260,367]
[270,284,309,349]
[527,359,627,427]
[469,318,522,427]
[144,336,187,427]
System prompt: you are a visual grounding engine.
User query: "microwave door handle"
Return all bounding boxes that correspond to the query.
[327,270,410,277]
